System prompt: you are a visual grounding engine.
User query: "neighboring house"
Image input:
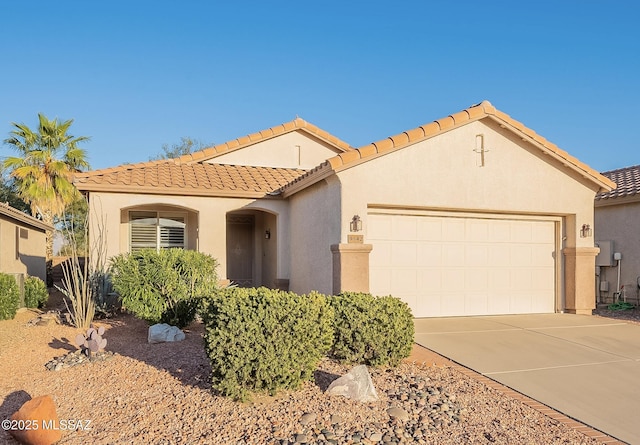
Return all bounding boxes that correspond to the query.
[594,165,640,304]
[74,101,614,317]
[0,202,52,282]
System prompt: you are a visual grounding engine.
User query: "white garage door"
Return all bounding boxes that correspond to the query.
[368,213,557,317]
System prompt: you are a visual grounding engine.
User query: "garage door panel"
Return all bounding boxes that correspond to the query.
[465,269,488,291]
[443,269,465,291]
[371,242,392,267]
[369,213,556,317]
[369,268,391,295]
[488,244,511,267]
[532,221,555,242]
[418,269,442,291]
[368,215,392,240]
[488,220,511,243]
[391,243,417,266]
[467,220,489,242]
[466,292,489,315]
[417,219,442,241]
[417,243,442,267]
[392,218,417,240]
[465,245,488,266]
[442,292,466,316]
[511,223,533,243]
[511,245,532,266]
[489,291,512,314]
[442,244,465,266]
[443,220,465,241]
[391,269,417,294]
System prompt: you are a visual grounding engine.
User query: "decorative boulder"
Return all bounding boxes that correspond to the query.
[148,323,185,343]
[9,395,62,445]
[326,365,379,402]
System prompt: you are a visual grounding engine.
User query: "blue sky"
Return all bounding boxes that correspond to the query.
[1,1,638,172]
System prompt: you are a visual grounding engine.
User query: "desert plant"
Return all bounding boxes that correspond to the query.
[201,287,334,401]
[0,273,20,320]
[24,276,48,309]
[328,292,414,366]
[110,248,218,328]
[57,197,111,329]
[75,324,107,356]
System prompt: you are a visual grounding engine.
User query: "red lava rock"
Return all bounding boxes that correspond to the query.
[9,395,62,445]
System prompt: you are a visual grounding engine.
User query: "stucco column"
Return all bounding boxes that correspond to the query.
[330,243,373,295]
[563,247,600,315]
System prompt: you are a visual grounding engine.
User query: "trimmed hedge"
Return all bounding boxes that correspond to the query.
[24,276,48,309]
[329,292,414,366]
[0,273,20,320]
[201,287,334,401]
[110,248,218,328]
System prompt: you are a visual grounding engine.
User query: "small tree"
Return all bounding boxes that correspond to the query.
[150,137,211,160]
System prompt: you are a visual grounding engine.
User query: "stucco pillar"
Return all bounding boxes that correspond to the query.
[330,243,373,295]
[563,247,600,315]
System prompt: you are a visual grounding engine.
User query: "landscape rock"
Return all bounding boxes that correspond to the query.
[326,365,378,402]
[148,323,185,343]
[9,395,62,445]
[387,406,410,421]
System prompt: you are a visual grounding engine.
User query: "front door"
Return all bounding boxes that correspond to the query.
[226,215,254,287]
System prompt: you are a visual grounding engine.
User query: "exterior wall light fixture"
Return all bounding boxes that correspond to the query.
[350,215,362,232]
[265,229,271,239]
[580,224,592,238]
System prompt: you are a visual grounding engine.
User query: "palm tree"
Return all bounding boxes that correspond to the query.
[3,113,90,285]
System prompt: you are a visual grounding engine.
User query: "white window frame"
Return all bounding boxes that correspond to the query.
[129,211,187,252]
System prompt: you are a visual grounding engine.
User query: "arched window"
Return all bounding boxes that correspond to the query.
[129,211,186,252]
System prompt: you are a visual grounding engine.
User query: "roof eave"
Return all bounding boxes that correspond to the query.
[485,115,616,193]
[0,205,53,232]
[75,183,281,199]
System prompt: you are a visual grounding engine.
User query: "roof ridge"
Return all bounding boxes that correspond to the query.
[600,164,640,175]
[281,100,615,195]
[76,117,353,179]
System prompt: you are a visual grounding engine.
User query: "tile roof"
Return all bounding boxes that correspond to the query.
[595,165,640,201]
[172,117,353,164]
[74,162,306,198]
[282,100,616,196]
[0,202,53,231]
[74,117,352,197]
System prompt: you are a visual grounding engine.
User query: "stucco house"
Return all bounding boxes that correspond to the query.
[74,100,615,317]
[0,202,52,283]
[594,165,640,304]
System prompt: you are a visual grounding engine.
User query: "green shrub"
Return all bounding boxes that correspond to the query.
[24,276,48,309]
[110,248,218,328]
[0,273,20,320]
[201,287,334,401]
[329,292,414,366]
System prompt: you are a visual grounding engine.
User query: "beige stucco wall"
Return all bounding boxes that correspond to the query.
[87,193,290,283]
[0,217,47,281]
[209,130,344,169]
[336,120,599,246]
[594,200,640,303]
[333,119,602,312]
[288,176,342,295]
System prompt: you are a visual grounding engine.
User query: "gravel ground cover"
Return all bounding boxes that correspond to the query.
[1,297,628,444]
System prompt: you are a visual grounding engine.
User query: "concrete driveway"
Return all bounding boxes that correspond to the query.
[414,314,640,444]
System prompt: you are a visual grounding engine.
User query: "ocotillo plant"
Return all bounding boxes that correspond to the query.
[75,325,107,357]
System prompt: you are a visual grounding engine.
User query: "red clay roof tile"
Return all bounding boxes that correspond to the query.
[75,163,306,197]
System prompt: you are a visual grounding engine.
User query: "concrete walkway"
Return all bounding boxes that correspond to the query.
[414,314,640,444]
